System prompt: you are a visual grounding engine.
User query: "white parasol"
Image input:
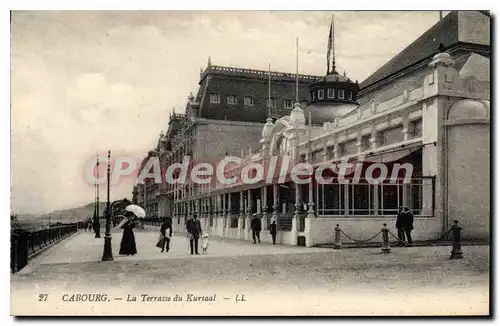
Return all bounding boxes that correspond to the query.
[125,204,146,219]
[116,215,128,228]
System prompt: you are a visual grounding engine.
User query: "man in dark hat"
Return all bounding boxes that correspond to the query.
[395,207,405,246]
[269,219,277,245]
[251,213,262,244]
[160,216,173,252]
[186,213,202,255]
[401,207,414,246]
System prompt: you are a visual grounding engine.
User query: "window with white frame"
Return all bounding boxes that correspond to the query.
[210,93,220,104]
[315,178,433,217]
[361,135,371,151]
[226,95,237,105]
[380,126,403,146]
[311,91,316,101]
[338,143,346,157]
[244,96,254,106]
[318,89,325,99]
[410,119,422,138]
[341,139,357,156]
[338,89,345,99]
[311,149,324,163]
[348,92,353,100]
[327,88,335,98]
[326,145,335,159]
[284,99,293,109]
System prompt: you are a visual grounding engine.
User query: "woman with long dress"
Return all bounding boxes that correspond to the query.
[119,211,137,256]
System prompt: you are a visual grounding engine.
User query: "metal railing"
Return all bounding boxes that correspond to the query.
[277,213,293,231]
[11,223,78,273]
[142,218,163,227]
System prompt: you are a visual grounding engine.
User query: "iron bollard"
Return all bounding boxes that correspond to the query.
[381,223,391,254]
[334,224,342,249]
[449,220,463,259]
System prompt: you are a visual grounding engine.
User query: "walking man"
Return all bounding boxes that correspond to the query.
[269,219,277,245]
[396,207,405,246]
[160,216,172,252]
[401,207,414,246]
[186,213,202,255]
[251,213,261,244]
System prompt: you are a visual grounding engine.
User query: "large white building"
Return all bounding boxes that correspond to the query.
[166,11,490,246]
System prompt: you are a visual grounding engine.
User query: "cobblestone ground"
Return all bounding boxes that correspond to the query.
[11,230,490,316]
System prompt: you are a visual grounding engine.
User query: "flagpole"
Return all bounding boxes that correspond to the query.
[268,63,271,117]
[102,150,113,261]
[295,37,299,103]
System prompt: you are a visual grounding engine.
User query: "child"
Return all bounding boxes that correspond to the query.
[201,233,209,254]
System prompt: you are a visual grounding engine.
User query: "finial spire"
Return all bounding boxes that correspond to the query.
[326,15,336,74]
[438,42,446,53]
[208,56,212,68]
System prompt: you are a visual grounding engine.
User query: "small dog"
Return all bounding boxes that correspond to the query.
[201,233,209,254]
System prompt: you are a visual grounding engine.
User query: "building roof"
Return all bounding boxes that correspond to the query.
[360,11,490,90]
[194,64,323,123]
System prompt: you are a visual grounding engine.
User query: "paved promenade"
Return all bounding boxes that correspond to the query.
[11,229,490,316]
[19,228,330,269]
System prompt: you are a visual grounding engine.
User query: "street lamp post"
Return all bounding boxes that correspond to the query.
[94,154,101,238]
[102,150,114,261]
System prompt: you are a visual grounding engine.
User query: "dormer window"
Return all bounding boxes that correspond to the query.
[338,89,345,99]
[311,91,316,101]
[227,95,237,105]
[318,89,325,99]
[267,98,276,108]
[348,92,353,100]
[327,88,335,99]
[244,96,254,106]
[210,93,220,104]
[284,99,293,109]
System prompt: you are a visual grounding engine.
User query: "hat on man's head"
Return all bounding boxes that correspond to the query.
[252,213,258,217]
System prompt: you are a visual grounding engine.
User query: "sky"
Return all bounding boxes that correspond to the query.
[11,10,444,214]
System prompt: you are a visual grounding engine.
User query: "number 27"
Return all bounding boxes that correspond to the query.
[38,294,48,301]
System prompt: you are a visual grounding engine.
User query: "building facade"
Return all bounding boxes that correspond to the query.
[139,11,490,246]
[133,60,323,218]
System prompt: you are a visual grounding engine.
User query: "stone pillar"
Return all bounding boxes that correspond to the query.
[238,191,244,239]
[272,183,278,222]
[226,193,231,238]
[245,189,252,240]
[289,183,299,245]
[221,193,226,237]
[262,186,268,231]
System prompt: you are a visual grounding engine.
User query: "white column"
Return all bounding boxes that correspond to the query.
[262,186,268,230]
[238,191,244,239]
[272,184,278,222]
[245,189,252,240]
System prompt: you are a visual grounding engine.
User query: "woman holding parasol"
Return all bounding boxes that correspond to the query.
[117,204,145,256]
